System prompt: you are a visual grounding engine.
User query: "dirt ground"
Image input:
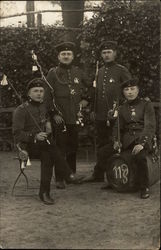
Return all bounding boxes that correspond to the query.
[0,151,160,249]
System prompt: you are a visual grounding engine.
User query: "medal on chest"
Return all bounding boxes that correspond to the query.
[131,107,136,118]
[70,87,76,95]
[74,77,79,84]
[109,78,115,83]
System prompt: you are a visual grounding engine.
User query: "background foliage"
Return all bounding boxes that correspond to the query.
[0,0,160,150]
[80,0,160,101]
[0,0,160,107]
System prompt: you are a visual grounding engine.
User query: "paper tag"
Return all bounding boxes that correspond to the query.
[0,74,8,86]
[26,158,31,166]
[32,65,38,72]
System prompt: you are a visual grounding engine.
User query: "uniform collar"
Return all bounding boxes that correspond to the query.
[59,62,73,69]
[104,61,116,68]
[28,98,43,106]
[126,97,140,106]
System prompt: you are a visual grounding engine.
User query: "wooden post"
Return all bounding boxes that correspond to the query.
[26,1,35,27]
[61,0,85,41]
[37,13,42,27]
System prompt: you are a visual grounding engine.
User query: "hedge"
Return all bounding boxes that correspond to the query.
[0,0,160,150]
[80,0,160,101]
[0,0,160,106]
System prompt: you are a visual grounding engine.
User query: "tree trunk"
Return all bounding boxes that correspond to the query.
[61,0,84,41]
[26,1,35,27]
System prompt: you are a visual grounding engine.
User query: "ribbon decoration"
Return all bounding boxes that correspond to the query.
[31,50,67,132]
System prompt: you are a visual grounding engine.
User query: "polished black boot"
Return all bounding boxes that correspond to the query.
[39,192,55,205]
[140,188,150,199]
[66,174,83,184]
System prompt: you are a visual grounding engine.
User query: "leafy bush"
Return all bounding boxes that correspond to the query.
[80,0,160,101]
[0,0,160,106]
[0,26,77,106]
[0,0,160,150]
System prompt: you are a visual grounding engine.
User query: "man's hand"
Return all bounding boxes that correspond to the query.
[113,141,122,151]
[35,132,48,141]
[54,115,64,125]
[79,100,88,108]
[132,144,144,155]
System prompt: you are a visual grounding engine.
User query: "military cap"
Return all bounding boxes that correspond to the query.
[55,42,76,54]
[27,78,45,92]
[99,41,118,51]
[121,78,139,89]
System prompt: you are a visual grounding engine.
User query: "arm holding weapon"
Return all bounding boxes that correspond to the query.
[0,73,51,146]
[31,50,67,132]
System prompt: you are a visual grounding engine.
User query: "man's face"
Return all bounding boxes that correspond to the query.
[58,50,74,65]
[101,49,116,63]
[28,87,44,102]
[123,86,139,101]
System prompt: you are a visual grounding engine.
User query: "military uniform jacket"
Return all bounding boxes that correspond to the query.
[95,62,131,121]
[113,98,156,150]
[45,64,89,124]
[12,100,50,144]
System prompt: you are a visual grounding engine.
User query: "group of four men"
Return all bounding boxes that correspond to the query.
[12,41,156,205]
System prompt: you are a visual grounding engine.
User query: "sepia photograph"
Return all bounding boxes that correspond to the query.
[0,0,160,249]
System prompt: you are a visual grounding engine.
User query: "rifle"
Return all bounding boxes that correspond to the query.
[31,50,67,132]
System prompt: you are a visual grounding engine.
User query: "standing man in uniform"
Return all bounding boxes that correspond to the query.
[83,41,131,182]
[13,78,82,205]
[90,78,156,198]
[45,42,90,189]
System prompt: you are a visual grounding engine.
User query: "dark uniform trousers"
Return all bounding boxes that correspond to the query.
[93,120,115,180]
[94,143,150,189]
[54,124,78,180]
[27,142,72,194]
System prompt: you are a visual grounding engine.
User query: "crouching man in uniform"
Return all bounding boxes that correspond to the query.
[12,78,82,205]
[44,42,90,189]
[89,78,156,199]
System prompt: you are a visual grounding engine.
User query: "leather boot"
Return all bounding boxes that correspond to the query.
[66,174,83,184]
[39,193,55,205]
[140,188,150,199]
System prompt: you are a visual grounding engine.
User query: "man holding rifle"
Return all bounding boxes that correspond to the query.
[45,42,90,189]
[83,41,131,182]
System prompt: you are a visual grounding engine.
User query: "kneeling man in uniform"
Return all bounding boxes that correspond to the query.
[89,78,156,199]
[13,78,81,205]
